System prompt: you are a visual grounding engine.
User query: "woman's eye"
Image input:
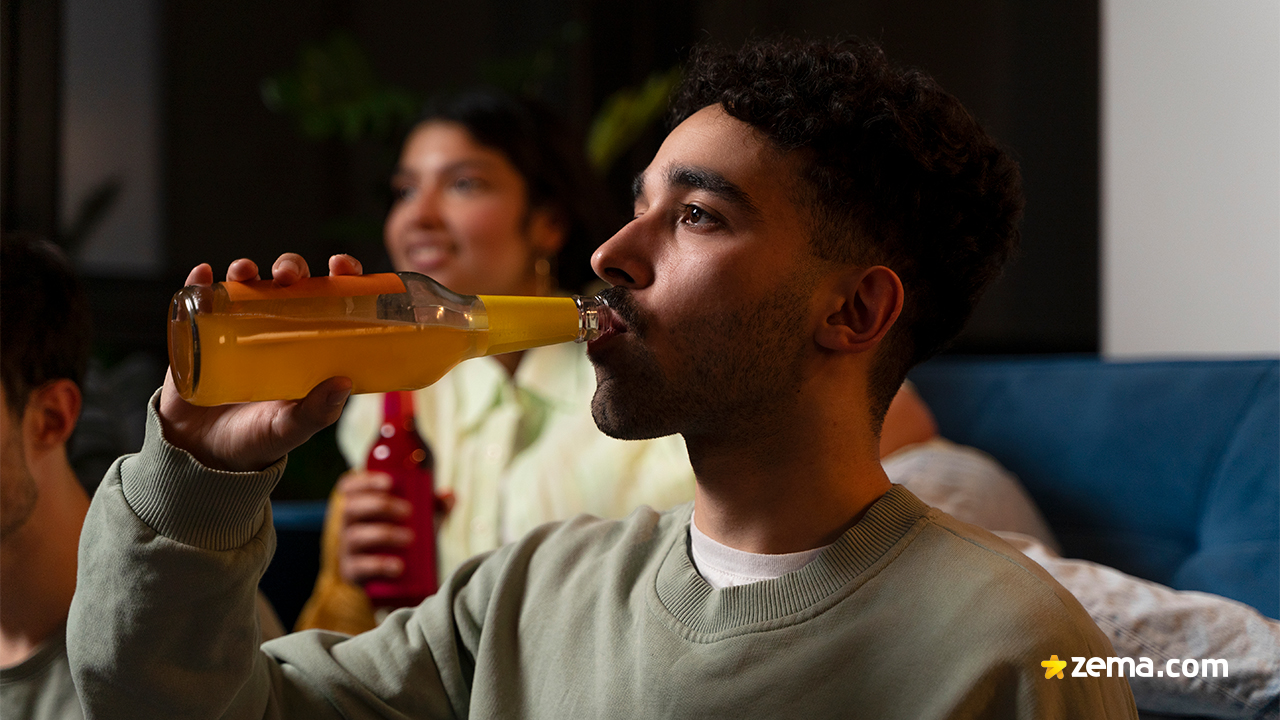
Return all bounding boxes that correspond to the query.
[451,176,485,193]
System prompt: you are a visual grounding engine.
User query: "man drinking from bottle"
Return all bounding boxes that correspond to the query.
[67,37,1136,718]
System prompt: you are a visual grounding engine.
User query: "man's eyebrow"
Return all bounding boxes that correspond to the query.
[631,166,763,221]
[666,165,762,219]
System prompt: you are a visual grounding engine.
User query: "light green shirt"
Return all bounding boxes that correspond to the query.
[68,399,1139,719]
[337,342,695,575]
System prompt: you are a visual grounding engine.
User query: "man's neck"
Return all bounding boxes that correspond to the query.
[0,462,87,667]
[683,392,891,555]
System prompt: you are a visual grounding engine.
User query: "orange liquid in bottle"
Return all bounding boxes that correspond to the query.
[169,275,588,406]
[187,314,482,406]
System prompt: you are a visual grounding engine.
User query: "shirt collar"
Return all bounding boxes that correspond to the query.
[453,343,589,431]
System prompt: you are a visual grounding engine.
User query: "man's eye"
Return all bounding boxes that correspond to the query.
[680,204,718,227]
[393,185,417,201]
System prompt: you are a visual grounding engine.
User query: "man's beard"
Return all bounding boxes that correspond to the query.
[0,438,38,539]
[589,281,812,443]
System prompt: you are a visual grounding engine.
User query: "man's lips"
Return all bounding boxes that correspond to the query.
[587,305,627,353]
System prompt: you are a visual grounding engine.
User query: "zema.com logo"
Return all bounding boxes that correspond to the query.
[1041,655,1229,679]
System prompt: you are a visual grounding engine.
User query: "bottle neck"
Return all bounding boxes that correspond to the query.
[471,294,612,357]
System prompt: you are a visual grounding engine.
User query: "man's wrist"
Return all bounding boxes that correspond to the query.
[119,389,286,551]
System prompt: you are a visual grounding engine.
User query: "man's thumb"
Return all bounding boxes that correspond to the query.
[290,377,352,438]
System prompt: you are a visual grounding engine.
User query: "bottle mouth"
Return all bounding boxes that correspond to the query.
[573,295,613,342]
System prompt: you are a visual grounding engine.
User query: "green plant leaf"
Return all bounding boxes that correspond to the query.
[261,32,422,144]
[587,67,681,173]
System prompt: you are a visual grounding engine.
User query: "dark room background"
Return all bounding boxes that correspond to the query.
[3,0,1099,498]
[4,0,1102,629]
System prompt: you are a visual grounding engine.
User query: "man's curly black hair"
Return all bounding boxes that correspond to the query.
[669,37,1024,430]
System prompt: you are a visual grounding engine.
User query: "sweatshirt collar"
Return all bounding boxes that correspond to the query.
[651,485,930,639]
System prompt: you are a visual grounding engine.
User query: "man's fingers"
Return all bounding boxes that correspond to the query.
[259,378,351,465]
[271,253,310,285]
[184,263,213,287]
[292,376,351,429]
[226,258,260,282]
[303,375,352,418]
[329,254,363,276]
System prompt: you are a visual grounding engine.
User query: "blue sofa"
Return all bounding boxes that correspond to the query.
[909,356,1279,620]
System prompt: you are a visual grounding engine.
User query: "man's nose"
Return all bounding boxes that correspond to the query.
[591,217,655,289]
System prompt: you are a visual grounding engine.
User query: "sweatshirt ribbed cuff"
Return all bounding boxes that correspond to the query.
[119,389,286,551]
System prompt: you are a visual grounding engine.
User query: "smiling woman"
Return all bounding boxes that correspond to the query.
[383,123,558,298]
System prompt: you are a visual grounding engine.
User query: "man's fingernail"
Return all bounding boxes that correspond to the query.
[327,388,351,406]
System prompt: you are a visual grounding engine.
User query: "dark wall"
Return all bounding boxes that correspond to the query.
[4,0,1099,362]
[2,0,62,240]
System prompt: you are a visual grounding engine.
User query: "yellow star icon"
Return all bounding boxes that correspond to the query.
[1042,655,1067,679]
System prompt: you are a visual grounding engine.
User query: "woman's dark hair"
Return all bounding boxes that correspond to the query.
[415,90,612,293]
[670,38,1024,429]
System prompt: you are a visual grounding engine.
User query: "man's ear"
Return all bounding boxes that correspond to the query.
[25,379,82,451]
[814,265,904,353]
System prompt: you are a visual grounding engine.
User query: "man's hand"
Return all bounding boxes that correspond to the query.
[157,253,362,472]
[335,470,415,583]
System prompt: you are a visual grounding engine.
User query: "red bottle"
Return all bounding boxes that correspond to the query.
[361,391,439,608]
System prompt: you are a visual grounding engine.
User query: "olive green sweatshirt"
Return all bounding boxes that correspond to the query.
[68,394,1136,719]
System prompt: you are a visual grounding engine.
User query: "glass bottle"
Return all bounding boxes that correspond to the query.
[168,272,610,406]
[362,390,438,608]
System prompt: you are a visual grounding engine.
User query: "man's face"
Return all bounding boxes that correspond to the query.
[587,105,825,443]
[0,391,37,540]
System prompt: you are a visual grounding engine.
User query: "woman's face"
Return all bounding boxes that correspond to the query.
[384,121,563,296]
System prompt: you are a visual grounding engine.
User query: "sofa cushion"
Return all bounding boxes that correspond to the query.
[910,357,1279,619]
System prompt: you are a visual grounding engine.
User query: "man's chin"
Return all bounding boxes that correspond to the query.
[589,385,676,441]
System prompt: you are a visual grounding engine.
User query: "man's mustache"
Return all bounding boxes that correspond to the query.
[597,285,647,337]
